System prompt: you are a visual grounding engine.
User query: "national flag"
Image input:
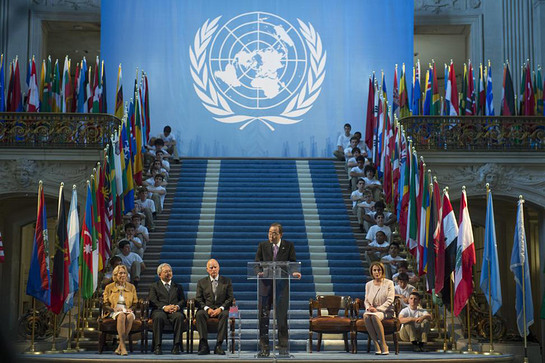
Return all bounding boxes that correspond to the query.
[51,60,61,112]
[71,62,79,113]
[399,64,410,118]
[423,66,432,115]
[535,67,543,115]
[365,76,375,150]
[120,119,135,214]
[41,56,52,112]
[411,61,422,116]
[518,65,525,115]
[92,57,101,113]
[27,57,40,112]
[445,62,459,116]
[480,190,502,315]
[61,56,72,113]
[0,54,5,112]
[8,57,23,112]
[77,58,88,113]
[460,63,467,115]
[426,178,441,291]
[115,64,124,119]
[477,63,486,115]
[111,134,124,227]
[431,62,440,115]
[417,167,430,276]
[523,63,535,116]
[142,72,151,142]
[0,232,4,263]
[103,153,114,253]
[442,64,449,115]
[94,165,107,272]
[398,141,410,242]
[510,198,534,337]
[50,184,70,314]
[90,174,100,292]
[64,185,79,312]
[133,90,144,185]
[439,189,458,304]
[392,65,400,119]
[465,61,476,115]
[86,65,93,113]
[406,150,418,254]
[501,63,516,116]
[454,188,476,316]
[100,60,107,113]
[79,182,94,300]
[486,62,494,116]
[26,182,51,307]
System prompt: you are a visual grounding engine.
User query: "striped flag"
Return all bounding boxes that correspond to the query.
[115,64,124,119]
[486,63,494,116]
[50,184,70,314]
[27,57,40,112]
[454,188,476,316]
[79,183,94,300]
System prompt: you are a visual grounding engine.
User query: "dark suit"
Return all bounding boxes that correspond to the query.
[195,275,234,347]
[148,280,187,349]
[254,239,297,349]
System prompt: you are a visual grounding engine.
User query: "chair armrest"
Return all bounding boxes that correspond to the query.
[309,298,317,318]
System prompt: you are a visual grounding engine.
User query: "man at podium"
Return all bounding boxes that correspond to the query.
[255,223,302,357]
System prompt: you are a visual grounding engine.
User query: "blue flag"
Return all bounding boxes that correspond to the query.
[486,65,494,116]
[479,191,502,315]
[510,198,534,337]
[0,54,4,112]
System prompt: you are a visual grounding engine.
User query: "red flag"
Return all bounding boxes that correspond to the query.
[454,189,476,316]
[524,63,535,116]
[365,76,375,150]
[50,184,70,314]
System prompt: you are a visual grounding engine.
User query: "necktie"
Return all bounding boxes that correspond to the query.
[165,283,171,292]
[212,280,218,298]
[273,243,279,260]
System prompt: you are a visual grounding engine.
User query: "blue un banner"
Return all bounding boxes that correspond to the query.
[102,0,413,157]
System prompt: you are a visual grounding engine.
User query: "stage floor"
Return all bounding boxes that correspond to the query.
[18,351,514,363]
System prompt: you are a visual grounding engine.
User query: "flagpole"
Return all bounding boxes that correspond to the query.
[484,184,501,355]
[462,301,479,354]
[446,275,459,353]
[23,298,43,355]
[43,314,59,354]
[520,195,529,363]
[63,310,77,353]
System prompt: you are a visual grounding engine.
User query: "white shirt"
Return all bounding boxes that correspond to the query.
[381,255,406,274]
[366,224,392,242]
[117,252,143,270]
[136,198,156,213]
[337,132,353,148]
[350,189,364,208]
[399,306,431,328]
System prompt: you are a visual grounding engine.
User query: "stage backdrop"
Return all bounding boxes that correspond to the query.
[101,0,413,157]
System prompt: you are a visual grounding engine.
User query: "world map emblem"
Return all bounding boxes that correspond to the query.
[190,12,326,130]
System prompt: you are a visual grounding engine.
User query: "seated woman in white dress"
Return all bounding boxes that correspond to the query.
[364,261,395,355]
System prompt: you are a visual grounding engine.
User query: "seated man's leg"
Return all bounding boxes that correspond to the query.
[418,321,431,343]
[195,309,210,347]
[151,194,163,214]
[216,309,230,346]
[130,261,142,287]
[142,208,155,231]
[151,309,168,349]
[167,311,186,347]
[399,323,417,342]
[333,149,344,161]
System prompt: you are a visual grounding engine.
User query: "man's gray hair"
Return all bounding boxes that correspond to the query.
[157,263,172,276]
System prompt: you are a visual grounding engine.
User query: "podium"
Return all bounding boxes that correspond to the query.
[247,261,301,358]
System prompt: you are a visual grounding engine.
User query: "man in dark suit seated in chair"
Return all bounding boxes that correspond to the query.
[195,258,234,355]
[148,263,187,355]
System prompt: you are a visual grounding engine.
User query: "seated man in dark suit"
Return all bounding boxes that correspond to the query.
[148,263,187,355]
[195,258,234,355]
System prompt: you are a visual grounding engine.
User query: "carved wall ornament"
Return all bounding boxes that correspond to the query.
[31,0,100,10]
[415,0,460,14]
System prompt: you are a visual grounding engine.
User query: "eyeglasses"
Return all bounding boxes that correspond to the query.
[268,231,279,235]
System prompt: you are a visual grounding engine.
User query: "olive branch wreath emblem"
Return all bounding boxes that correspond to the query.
[189,16,326,131]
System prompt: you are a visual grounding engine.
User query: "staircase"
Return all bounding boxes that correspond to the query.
[139,158,367,352]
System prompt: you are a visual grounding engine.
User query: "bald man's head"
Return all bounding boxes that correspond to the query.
[206,259,220,278]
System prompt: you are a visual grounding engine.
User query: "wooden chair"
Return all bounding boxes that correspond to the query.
[351,297,401,354]
[188,298,238,353]
[308,295,352,353]
[144,303,190,353]
[97,298,146,353]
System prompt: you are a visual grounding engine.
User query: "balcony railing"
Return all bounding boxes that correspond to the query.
[0,112,121,149]
[401,116,545,151]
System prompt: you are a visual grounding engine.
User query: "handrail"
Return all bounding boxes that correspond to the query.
[401,115,545,151]
[0,112,121,149]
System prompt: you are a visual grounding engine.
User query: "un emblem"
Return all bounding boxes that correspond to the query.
[190,12,326,130]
